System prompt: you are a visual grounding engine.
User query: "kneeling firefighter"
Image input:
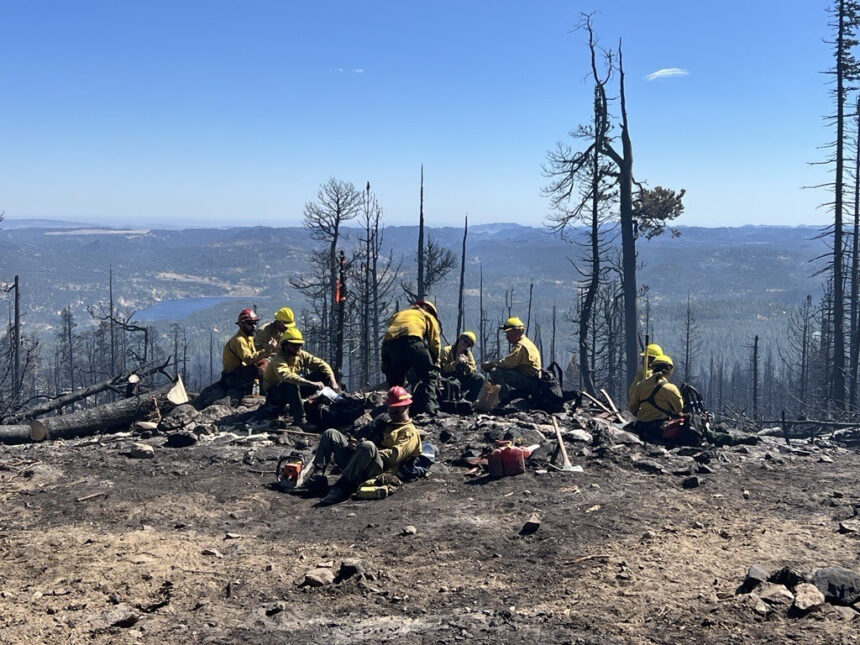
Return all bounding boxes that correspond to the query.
[262,327,338,425]
[628,354,683,442]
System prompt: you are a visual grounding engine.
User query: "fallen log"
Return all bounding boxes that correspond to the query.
[3,358,172,424]
[30,378,188,442]
[0,425,33,445]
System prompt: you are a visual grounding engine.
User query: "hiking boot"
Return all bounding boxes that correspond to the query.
[316,482,351,507]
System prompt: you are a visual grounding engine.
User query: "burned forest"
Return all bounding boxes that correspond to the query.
[1,5,860,645]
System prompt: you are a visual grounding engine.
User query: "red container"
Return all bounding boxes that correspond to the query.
[488,444,525,478]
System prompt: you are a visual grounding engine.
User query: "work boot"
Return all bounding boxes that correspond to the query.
[316,479,352,507]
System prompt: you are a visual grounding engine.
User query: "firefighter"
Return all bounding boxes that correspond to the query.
[314,386,421,507]
[628,354,683,443]
[255,306,296,352]
[380,300,441,415]
[221,308,271,393]
[481,317,542,402]
[628,343,665,401]
[440,331,485,401]
[262,327,338,425]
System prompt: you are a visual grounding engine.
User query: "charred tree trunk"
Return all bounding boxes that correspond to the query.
[417,165,425,301]
[30,378,188,442]
[0,425,31,445]
[456,215,468,338]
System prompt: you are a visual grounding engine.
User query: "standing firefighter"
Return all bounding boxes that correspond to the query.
[628,342,664,400]
[314,386,422,506]
[481,316,542,402]
[440,331,485,401]
[262,328,338,426]
[221,308,273,393]
[255,306,296,351]
[628,354,683,442]
[381,300,441,415]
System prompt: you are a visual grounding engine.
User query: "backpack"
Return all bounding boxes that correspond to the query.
[531,361,565,413]
[307,393,367,428]
[397,441,437,482]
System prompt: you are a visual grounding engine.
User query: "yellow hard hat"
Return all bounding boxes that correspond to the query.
[274,307,296,326]
[500,317,525,331]
[460,330,477,345]
[651,354,673,368]
[640,343,664,358]
[280,327,304,345]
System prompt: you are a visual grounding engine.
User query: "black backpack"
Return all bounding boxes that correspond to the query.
[531,361,565,413]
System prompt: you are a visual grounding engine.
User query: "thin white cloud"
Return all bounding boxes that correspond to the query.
[352,68,364,74]
[646,68,689,81]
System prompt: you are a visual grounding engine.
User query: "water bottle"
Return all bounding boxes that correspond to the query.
[251,379,260,397]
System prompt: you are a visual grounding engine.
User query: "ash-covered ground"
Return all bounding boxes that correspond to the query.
[0,397,858,644]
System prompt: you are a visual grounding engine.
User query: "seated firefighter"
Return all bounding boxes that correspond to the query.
[628,342,664,400]
[381,300,441,415]
[255,306,297,352]
[262,327,338,425]
[314,386,422,507]
[481,317,542,402]
[221,308,275,393]
[440,331,485,401]
[628,354,683,442]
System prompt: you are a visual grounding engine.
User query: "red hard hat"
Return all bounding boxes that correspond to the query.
[385,386,412,407]
[236,308,259,324]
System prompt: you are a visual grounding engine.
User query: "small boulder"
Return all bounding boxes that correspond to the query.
[812,567,860,606]
[738,565,770,593]
[756,583,794,607]
[838,519,860,534]
[86,604,139,631]
[768,566,805,588]
[568,429,593,443]
[128,443,154,459]
[302,568,335,587]
[632,459,664,474]
[682,476,700,489]
[793,583,825,613]
[402,525,417,536]
[132,421,159,433]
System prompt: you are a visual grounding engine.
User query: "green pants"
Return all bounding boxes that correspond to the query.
[265,369,329,422]
[489,367,540,402]
[313,429,384,487]
[448,371,486,402]
[221,364,263,394]
[381,336,439,415]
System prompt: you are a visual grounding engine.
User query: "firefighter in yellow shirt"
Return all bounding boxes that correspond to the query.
[262,327,338,424]
[381,300,441,415]
[628,343,664,400]
[481,317,542,403]
[254,306,296,351]
[628,354,683,442]
[315,386,421,507]
[221,308,273,393]
[440,331,485,401]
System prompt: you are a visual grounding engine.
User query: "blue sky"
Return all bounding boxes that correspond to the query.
[0,1,836,228]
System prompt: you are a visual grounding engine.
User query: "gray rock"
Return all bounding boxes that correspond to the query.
[606,426,644,446]
[128,443,154,459]
[568,429,593,443]
[826,605,859,621]
[86,604,139,631]
[302,568,335,587]
[682,476,700,489]
[193,424,217,436]
[756,583,794,607]
[158,403,199,431]
[632,459,664,474]
[839,519,860,534]
[793,583,825,612]
[196,404,233,424]
[402,525,417,536]
[768,566,804,588]
[132,421,159,433]
[739,565,770,593]
[812,567,860,605]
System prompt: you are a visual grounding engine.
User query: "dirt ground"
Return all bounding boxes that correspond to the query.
[0,413,859,644]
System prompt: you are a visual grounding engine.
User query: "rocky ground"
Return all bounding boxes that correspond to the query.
[0,395,859,644]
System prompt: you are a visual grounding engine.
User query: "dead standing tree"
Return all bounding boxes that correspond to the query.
[546,13,684,391]
[290,177,362,365]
